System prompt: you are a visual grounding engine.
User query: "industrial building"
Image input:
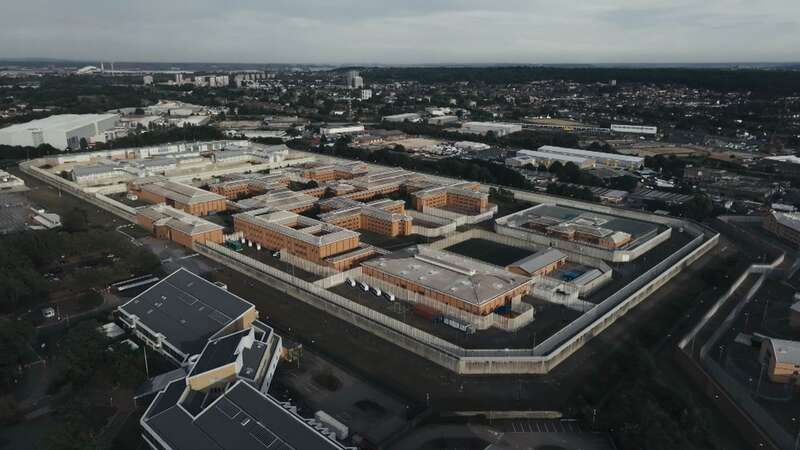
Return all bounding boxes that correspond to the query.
[117,268,258,365]
[460,121,522,137]
[382,113,422,123]
[234,209,363,267]
[136,204,224,248]
[129,176,227,216]
[764,211,800,248]
[320,125,365,138]
[611,124,658,135]
[0,113,120,149]
[362,246,532,316]
[508,150,596,170]
[537,145,644,170]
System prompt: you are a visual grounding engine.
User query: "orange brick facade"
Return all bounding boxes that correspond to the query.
[233,216,360,265]
[137,214,224,248]
[131,185,227,216]
[362,266,530,316]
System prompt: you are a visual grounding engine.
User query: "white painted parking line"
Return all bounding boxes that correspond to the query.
[536,422,542,432]
[512,423,518,432]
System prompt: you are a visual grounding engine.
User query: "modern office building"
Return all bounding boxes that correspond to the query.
[345,70,364,89]
[0,113,120,149]
[136,204,225,248]
[362,247,532,316]
[460,121,522,137]
[117,268,259,365]
[537,145,644,170]
[129,176,227,216]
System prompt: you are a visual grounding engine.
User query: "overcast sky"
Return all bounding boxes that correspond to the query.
[2,0,799,64]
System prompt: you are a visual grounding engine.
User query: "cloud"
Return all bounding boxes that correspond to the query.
[0,0,798,64]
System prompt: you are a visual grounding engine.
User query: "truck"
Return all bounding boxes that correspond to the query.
[225,240,244,252]
[443,316,475,334]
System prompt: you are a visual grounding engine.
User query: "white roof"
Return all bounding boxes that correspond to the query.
[772,211,800,233]
[0,113,118,134]
[768,338,800,365]
[517,149,592,164]
[538,145,644,164]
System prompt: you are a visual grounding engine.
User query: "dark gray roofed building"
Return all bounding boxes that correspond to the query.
[117,268,258,364]
[141,380,352,450]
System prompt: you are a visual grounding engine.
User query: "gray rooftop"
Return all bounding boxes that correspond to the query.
[509,248,567,274]
[363,246,530,306]
[143,380,349,450]
[118,268,254,356]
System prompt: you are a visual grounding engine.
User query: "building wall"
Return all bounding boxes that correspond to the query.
[507,258,567,277]
[187,364,237,391]
[362,265,529,316]
[234,216,360,265]
[763,214,800,248]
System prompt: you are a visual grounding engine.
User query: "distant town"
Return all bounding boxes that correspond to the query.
[1,60,800,450]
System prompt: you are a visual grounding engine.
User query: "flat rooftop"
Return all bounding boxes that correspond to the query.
[133,177,225,205]
[235,209,359,247]
[363,246,530,306]
[118,268,254,356]
[499,204,660,241]
[0,113,118,133]
[143,380,348,450]
[138,204,223,235]
[538,145,644,164]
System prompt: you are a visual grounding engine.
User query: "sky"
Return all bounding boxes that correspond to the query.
[1,0,799,65]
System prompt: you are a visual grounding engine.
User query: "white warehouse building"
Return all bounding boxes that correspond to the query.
[537,145,644,170]
[0,114,120,149]
[460,121,522,137]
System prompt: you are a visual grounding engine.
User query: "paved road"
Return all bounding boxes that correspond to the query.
[387,422,614,450]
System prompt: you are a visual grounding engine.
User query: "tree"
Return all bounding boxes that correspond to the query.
[684,194,714,220]
[62,208,88,232]
[0,320,34,388]
[61,320,106,385]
